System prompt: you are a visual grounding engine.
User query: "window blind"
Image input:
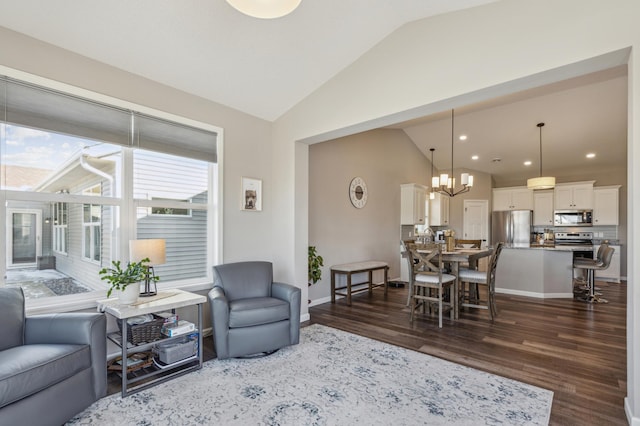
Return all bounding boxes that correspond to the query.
[1,77,217,162]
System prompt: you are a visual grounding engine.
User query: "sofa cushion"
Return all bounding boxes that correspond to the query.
[0,343,91,408]
[0,288,25,351]
[229,297,289,328]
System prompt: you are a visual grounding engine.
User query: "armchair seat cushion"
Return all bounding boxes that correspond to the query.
[229,297,290,328]
[0,343,90,408]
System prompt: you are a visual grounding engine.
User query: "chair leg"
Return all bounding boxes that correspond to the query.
[438,287,443,328]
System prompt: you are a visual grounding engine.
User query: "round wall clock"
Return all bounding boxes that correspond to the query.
[349,176,368,209]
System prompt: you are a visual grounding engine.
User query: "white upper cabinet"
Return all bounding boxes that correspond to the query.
[492,187,533,211]
[400,183,427,225]
[533,190,554,226]
[430,192,450,226]
[593,186,620,225]
[554,182,594,210]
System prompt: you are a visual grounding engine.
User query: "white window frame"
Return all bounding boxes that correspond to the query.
[0,68,224,314]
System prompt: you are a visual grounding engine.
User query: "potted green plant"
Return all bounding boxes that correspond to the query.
[308,246,324,286]
[99,258,158,304]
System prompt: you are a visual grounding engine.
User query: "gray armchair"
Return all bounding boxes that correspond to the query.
[208,261,301,360]
[0,287,106,426]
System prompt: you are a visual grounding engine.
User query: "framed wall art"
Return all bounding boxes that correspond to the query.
[241,177,262,211]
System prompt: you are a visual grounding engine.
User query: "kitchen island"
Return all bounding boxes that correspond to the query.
[495,246,587,298]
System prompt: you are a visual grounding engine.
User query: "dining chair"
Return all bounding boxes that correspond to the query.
[454,239,482,270]
[409,243,457,328]
[401,239,416,307]
[457,242,504,320]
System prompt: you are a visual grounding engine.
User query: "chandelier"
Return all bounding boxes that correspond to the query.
[225,0,302,19]
[432,109,473,197]
[527,122,555,190]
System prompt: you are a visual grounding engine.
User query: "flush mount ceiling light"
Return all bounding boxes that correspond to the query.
[432,109,473,197]
[226,0,302,19]
[527,122,556,190]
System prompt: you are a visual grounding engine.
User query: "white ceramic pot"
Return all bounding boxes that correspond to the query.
[118,283,140,304]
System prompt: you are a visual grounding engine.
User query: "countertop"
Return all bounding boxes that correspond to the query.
[506,244,594,251]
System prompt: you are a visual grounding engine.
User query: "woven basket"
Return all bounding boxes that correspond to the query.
[118,315,164,345]
[107,351,154,373]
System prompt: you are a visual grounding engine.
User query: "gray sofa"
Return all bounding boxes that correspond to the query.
[208,261,301,360]
[0,288,107,426]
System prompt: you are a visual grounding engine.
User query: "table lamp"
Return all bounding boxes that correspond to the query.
[129,239,166,297]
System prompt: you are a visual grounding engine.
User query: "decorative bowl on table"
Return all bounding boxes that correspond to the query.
[461,244,475,249]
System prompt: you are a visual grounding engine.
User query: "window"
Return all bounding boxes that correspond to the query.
[0,75,220,308]
[52,202,68,254]
[150,199,192,217]
[82,201,102,263]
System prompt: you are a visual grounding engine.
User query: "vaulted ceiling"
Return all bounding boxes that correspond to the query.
[0,0,627,185]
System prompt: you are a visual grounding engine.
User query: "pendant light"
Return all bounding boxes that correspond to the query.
[429,148,436,200]
[226,0,302,19]
[433,109,473,197]
[527,122,555,190]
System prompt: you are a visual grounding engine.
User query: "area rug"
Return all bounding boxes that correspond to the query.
[68,324,553,425]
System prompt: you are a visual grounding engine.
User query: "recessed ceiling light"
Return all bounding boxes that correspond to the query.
[471,155,479,160]
[524,160,532,166]
[586,153,596,158]
[459,135,467,141]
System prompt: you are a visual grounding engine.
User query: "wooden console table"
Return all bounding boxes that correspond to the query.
[331,261,389,306]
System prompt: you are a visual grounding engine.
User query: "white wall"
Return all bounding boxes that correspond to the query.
[273,0,640,422]
[0,26,275,267]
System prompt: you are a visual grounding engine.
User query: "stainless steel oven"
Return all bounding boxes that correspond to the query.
[555,232,594,261]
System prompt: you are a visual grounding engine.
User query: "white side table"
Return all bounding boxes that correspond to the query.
[97,289,207,397]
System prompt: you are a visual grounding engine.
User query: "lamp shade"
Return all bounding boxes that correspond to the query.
[226,0,301,19]
[527,176,556,190]
[130,239,166,266]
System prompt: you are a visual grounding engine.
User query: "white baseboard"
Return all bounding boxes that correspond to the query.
[300,313,310,322]
[625,397,637,425]
[495,288,573,299]
[308,295,334,307]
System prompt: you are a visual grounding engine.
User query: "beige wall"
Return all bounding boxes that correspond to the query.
[308,129,428,301]
[275,0,640,420]
[0,26,275,268]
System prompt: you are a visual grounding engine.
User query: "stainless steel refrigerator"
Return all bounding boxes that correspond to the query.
[491,210,533,247]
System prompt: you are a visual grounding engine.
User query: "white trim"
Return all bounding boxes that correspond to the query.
[625,397,639,425]
[300,313,310,322]
[309,295,333,307]
[495,288,574,299]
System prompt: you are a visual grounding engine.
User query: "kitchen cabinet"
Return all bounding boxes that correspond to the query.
[400,183,427,225]
[595,244,621,282]
[593,186,620,225]
[533,190,554,226]
[554,181,594,210]
[492,187,533,211]
[429,192,449,226]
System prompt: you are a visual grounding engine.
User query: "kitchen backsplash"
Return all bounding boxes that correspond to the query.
[533,225,619,241]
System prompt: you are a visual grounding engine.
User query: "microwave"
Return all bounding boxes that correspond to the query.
[554,210,593,227]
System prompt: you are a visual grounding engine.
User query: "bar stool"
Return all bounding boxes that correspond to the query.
[573,242,608,294]
[573,246,614,303]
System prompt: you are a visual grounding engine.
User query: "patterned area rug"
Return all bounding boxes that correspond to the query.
[69,324,553,425]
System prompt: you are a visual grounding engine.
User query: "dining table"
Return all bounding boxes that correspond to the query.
[416,246,494,319]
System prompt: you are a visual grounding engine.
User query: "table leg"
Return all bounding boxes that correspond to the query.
[384,266,388,297]
[120,318,127,397]
[368,270,373,295]
[452,261,459,319]
[331,270,336,303]
[347,272,352,306]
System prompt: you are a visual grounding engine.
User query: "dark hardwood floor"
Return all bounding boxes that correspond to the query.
[309,281,628,425]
